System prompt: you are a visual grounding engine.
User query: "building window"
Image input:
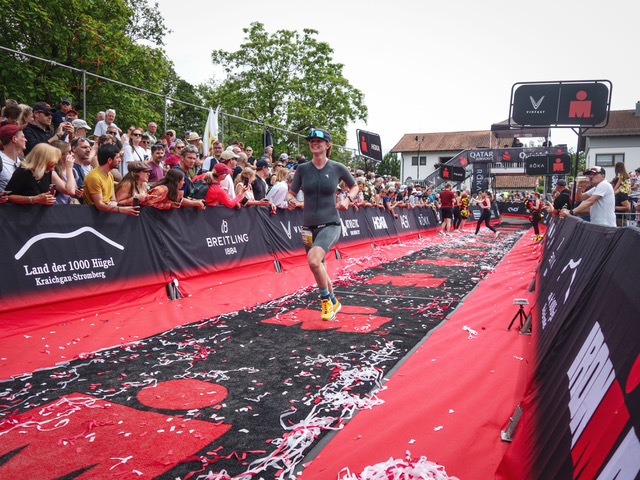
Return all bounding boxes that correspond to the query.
[595,153,624,166]
[411,156,426,166]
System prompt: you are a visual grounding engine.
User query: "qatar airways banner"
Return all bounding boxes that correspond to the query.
[497,217,640,480]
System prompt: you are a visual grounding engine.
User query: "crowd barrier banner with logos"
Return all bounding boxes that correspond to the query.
[497,216,640,480]
[1,204,493,321]
[498,202,530,216]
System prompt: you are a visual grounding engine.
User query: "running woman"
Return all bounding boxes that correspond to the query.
[286,128,358,321]
[474,190,498,235]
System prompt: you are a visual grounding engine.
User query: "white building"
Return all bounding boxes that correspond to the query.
[583,103,640,177]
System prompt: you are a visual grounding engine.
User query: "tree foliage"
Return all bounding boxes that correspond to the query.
[209,22,368,157]
[0,0,177,129]
[377,152,401,178]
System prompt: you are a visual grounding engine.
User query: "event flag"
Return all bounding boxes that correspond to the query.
[203,106,219,156]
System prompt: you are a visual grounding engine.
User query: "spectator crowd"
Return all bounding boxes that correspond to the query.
[1,99,636,227]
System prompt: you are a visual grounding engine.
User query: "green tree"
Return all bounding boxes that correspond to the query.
[377,152,400,178]
[0,0,176,129]
[209,22,367,156]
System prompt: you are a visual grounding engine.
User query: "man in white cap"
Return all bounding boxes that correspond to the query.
[560,167,615,227]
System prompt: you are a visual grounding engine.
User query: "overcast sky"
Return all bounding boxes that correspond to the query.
[155,0,638,153]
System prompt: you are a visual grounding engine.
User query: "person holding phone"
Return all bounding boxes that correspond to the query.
[233,167,271,207]
[6,143,76,205]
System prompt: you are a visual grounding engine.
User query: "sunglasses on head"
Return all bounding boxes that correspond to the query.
[308,129,325,139]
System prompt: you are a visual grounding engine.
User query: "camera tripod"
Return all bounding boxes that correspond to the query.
[508,304,528,331]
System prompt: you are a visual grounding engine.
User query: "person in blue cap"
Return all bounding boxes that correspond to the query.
[286,128,359,321]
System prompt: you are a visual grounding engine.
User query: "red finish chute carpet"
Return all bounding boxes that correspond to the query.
[0,221,540,479]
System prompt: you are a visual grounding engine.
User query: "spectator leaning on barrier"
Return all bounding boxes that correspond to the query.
[203,163,246,208]
[0,123,27,193]
[115,161,153,205]
[560,167,616,227]
[545,179,571,215]
[6,143,75,206]
[267,167,291,209]
[233,167,271,207]
[146,169,205,210]
[82,143,139,216]
[50,140,78,205]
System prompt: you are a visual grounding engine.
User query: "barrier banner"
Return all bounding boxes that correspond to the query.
[0,205,170,314]
[358,208,399,240]
[149,205,274,277]
[337,205,372,244]
[0,204,461,318]
[497,218,640,480]
[499,202,529,215]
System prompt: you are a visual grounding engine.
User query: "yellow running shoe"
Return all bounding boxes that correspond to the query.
[321,298,335,321]
[332,299,342,316]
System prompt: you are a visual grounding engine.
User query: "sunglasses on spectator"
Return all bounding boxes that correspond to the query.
[107,131,117,135]
[37,111,53,116]
[131,133,142,137]
[165,132,174,136]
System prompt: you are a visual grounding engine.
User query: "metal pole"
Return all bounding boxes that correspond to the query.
[163,96,167,134]
[571,127,583,206]
[82,70,87,121]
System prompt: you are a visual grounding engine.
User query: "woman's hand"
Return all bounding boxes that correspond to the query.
[36,193,56,205]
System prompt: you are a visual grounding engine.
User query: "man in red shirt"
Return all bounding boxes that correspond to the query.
[438,182,455,236]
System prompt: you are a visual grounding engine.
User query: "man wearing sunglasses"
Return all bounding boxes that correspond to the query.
[23,102,70,156]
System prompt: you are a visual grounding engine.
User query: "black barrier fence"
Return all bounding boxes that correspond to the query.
[497,216,640,479]
[0,204,498,316]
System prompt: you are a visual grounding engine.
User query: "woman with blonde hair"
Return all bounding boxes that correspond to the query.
[267,167,291,209]
[50,139,79,204]
[17,105,33,126]
[234,167,271,207]
[6,143,76,205]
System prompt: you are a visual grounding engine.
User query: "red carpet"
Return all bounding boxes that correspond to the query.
[299,227,543,480]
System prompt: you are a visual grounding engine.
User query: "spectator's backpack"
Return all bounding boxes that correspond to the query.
[191,179,209,199]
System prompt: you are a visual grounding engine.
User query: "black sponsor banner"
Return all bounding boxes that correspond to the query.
[0,204,171,312]
[498,202,529,215]
[357,129,383,162]
[359,208,399,239]
[251,206,304,255]
[412,207,438,230]
[337,206,371,244]
[498,218,640,479]
[471,163,489,194]
[511,80,611,127]
[525,154,571,175]
[465,146,568,165]
[439,164,465,181]
[149,206,274,276]
[0,205,450,314]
